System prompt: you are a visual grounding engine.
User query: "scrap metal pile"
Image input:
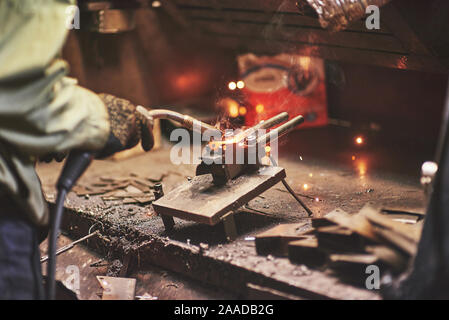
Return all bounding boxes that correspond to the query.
[72,173,164,205]
[256,205,424,285]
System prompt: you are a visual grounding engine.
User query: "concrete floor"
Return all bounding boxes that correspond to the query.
[40,235,236,300]
[36,126,430,299]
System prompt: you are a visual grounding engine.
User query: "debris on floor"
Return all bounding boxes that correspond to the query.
[256,204,424,285]
[136,293,159,300]
[36,145,425,300]
[97,276,136,300]
[255,222,312,256]
[72,173,165,205]
[40,230,100,263]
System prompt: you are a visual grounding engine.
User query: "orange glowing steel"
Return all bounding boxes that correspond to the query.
[256,104,265,114]
[239,107,247,116]
[265,146,271,154]
[352,155,356,161]
[209,142,219,151]
[208,138,237,148]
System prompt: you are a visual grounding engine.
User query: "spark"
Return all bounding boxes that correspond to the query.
[265,146,271,155]
[228,82,237,90]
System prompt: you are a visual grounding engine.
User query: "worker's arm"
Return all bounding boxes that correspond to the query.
[0,62,154,158]
[0,0,112,156]
[0,0,152,226]
[0,62,111,156]
[0,0,154,157]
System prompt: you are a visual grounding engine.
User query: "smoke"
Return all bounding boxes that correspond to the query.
[261,0,319,55]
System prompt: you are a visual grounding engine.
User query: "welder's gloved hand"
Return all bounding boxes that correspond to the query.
[96,93,154,158]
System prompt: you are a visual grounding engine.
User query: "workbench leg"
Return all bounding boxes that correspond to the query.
[222,214,237,242]
[161,215,175,232]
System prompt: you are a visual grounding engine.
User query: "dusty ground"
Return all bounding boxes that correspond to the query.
[36,127,429,300]
[40,235,235,300]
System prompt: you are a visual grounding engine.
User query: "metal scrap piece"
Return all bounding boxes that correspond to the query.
[97,276,136,300]
[255,223,312,256]
[153,166,286,225]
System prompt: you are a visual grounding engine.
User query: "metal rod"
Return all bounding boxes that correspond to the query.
[233,112,289,143]
[281,179,314,217]
[41,230,100,263]
[269,155,313,217]
[248,112,289,132]
[257,115,305,145]
[137,106,222,136]
[216,112,290,146]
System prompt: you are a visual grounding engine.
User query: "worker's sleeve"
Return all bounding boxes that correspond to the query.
[0,0,110,227]
[0,0,110,155]
[0,61,110,156]
[0,0,76,81]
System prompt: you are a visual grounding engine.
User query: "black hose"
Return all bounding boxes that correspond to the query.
[46,150,94,300]
[46,188,67,300]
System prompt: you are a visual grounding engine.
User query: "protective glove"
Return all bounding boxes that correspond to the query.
[97,93,154,158]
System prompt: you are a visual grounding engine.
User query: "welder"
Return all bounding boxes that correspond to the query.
[0,0,154,299]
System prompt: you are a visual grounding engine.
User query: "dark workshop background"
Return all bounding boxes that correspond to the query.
[62,6,449,160]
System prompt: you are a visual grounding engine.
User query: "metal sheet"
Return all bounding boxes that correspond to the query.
[97,276,136,300]
[153,166,286,225]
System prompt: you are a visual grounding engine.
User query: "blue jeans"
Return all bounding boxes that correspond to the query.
[0,215,44,300]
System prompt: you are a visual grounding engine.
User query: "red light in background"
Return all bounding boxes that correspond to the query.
[174,72,202,94]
